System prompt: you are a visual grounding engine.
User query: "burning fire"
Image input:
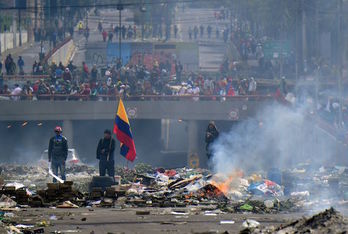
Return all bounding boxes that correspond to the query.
[210,170,244,195]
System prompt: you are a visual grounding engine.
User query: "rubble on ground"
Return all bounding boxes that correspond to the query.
[3,162,348,213]
[247,207,348,233]
[2,162,348,232]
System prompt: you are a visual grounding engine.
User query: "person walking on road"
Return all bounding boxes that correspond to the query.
[188,27,193,40]
[194,26,198,40]
[17,56,24,75]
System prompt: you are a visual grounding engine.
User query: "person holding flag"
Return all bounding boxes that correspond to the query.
[113,99,136,163]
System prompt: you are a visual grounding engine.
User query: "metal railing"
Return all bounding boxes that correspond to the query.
[2,75,50,80]
[0,93,275,101]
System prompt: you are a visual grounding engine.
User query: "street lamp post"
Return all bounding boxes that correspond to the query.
[117,2,124,64]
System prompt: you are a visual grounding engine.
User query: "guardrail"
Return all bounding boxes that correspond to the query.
[0,94,275,101]
[2,75,50,81]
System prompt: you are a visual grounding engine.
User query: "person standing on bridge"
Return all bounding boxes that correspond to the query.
[193,26,198,40]
[48,126,68,183]
[17,56,24,75]
[188,27,192,40]
[98,21,103,33]
[102,29,107,42]
[96,129,116,178]
[207,25,212,39]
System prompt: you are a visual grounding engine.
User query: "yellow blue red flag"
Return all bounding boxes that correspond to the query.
[113,99,136,162]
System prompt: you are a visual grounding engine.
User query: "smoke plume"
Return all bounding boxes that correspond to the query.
[211,103,337,175]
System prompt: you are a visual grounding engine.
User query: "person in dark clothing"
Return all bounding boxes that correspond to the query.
[193,26,198,40]
[17,56,24,75]
[174,25,178,38]
[96,129,116,178]
[207,25,212,39]
[205,121,219,160]
[48,126,68,183]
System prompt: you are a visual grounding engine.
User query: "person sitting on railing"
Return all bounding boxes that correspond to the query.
[22,81,33,100]
[11,84,22,101]
[90,64,98,82]
[55,66,63,80]
[69,82,80,101]
[82,62,89,81]
[37,62,44,75]
[67,61,77,74]
[62,68,72,82]
[0,84,10,96]
[37,80,50,100]
[80,83,91,100]
[248,77,257,95]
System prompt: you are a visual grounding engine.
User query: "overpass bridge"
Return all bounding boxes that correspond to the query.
[0,96,275,166]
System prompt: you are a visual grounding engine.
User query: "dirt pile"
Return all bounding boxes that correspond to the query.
[248,207,348,233]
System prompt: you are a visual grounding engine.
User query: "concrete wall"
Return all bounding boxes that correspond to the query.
[0,99,274,121]
[0,31,28,53]
[48,39,75,66]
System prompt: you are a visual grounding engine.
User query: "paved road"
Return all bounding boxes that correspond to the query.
[174,7,230,72]
[4,5,230,75]
[4,207,307,234]
[2,41,50,74]
[75,6,229,72]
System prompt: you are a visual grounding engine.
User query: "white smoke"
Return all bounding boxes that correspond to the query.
[211,103,337,175]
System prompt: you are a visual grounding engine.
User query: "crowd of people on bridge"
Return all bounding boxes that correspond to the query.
[0,53,264,101]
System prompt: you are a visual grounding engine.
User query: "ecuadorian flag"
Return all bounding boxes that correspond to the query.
[113,99,136,162]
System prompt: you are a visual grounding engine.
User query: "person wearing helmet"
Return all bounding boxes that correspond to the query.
[48,126,68,183]
[96,129,115,178]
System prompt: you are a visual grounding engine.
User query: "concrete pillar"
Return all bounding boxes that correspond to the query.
[63,120,73,148]
[161,119,170,150]
[12,12,17,48]
[187,120,199,168]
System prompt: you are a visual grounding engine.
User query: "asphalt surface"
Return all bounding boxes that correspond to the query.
[4,207,306,234]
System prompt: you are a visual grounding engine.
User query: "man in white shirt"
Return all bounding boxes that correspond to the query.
[192,85,200,101]
[11,84,22,101]
[248,77,257,94]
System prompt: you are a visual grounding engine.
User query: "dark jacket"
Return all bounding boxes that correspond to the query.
[48,135,68,162]
[205,124,219,145]
[96,138,116,161]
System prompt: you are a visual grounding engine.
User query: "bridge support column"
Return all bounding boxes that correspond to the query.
[161,119,170,150]
[63,120,73,148]
[187,120,199,168]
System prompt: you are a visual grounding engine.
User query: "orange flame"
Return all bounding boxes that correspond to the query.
[210,170,244,195]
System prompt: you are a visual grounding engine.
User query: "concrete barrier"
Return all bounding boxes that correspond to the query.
[47,39,75,66]
[0,31,28,53]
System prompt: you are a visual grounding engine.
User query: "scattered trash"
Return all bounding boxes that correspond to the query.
[0,194,17,208]
[248,180,284,197]
[240,204,253,211]
[136,210,150,215]
[242,219,260,228]
[220,220,235,225]
[291,191,310,197]
[57,201,79,208]
[36,220,50,227]
[264,200,274,208]
[171,211,189,216]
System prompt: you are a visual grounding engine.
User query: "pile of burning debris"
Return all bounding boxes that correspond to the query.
[2,163,348,233]
[0,163,297,213]
[4,162,348,213]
